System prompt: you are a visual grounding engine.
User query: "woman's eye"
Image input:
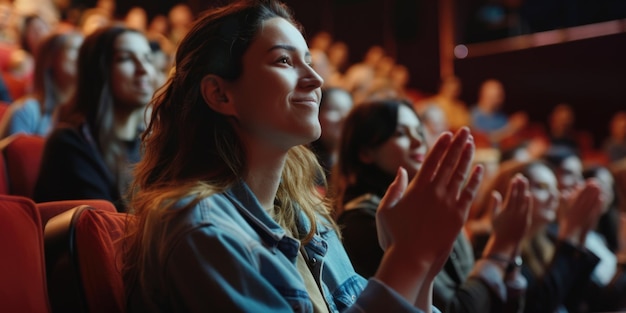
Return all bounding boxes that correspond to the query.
[277,56,292,65]
[115,54,131,62]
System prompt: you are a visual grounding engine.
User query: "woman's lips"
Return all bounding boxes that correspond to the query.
[411,153,425,162]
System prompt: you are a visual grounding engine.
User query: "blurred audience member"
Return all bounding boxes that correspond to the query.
[95,0,115,17]
[78,8,111,36]
[604,111,626,163]
[168,3,193,46]
[326,41,348,87]
[543,146,584,194]
[470,79,527,147]
[309,31,332,55]
[343,45,384,103]
[547,103,593,156]
[125,6,148,32]
[19,14,51,56]
[0,31,82,138]
[419,75,470,131]
[310,87,353,182]
[34,26,155,212]
[146,14,175,57]
[333,99,528,312]
[584,166,621,252]
[477,160,603,313]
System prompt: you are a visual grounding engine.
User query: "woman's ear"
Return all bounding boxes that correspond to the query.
[200,74,236,116]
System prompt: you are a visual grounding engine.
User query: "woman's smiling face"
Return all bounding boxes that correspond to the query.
[226,17,324,151]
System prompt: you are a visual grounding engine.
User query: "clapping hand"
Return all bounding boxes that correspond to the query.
[482,174,532,261]
[376,127,483,278]
[558,179,603,246]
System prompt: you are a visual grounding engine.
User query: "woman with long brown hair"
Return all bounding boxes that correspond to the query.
[122,1,483,312]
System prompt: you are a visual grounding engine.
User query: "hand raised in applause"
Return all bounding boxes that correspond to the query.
[558,179,603,247]
[482,174,532,260]
[375,127,483,295]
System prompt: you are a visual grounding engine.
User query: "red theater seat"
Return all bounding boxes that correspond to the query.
[0,195,51,312]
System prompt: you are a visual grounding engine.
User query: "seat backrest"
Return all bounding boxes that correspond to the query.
[72,208,131,313]
[2,134,45,198]
[0,194,50,313]
[0,151,8,194]
[45,206,131,313]
[37,199,117,230]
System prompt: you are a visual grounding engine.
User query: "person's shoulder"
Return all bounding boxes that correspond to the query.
[10,96,37,109]
[162,192,268,255]
[43,124,96,156]
[46,124,83,143]
[165,192,244,232]
[342,193,380,216]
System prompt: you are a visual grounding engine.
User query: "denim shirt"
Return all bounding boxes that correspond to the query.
[128,181,426,313]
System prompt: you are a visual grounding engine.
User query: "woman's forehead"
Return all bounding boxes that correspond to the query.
[250,17,308,53]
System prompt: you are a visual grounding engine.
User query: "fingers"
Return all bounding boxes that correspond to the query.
[446,137,476,199]
[457,164,484,215]
[505,174,529,213]
[378,167,408,213]
[523,188,533,230]
[576,181,601,215]
[516,177,532,230]
[431,128,471,190]
[414,131,452,187]
[490,190,503,218]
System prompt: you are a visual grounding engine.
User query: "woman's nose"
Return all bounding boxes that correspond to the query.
[300,64,324,90]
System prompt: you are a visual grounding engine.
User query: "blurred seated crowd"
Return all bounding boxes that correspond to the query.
[0,1,625,312]
[307,29,626,313]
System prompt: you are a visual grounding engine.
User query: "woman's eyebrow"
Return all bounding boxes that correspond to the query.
[267,44,311,57]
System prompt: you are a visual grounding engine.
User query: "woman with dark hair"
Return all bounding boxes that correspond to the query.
[332,99,530,312]
[34,26,155,211]
[122,1,483,312]
[0,31,83,138]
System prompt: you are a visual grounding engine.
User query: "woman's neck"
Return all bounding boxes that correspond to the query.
[114,108,143,141]
[242,142,288,213]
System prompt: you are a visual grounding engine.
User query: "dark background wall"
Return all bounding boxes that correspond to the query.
[456,32,626,146]
[109,0,625,147]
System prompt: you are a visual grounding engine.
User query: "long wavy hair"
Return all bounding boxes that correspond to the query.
[330,99,422,219]
[57,26,142,206]
[123,0,331,293]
